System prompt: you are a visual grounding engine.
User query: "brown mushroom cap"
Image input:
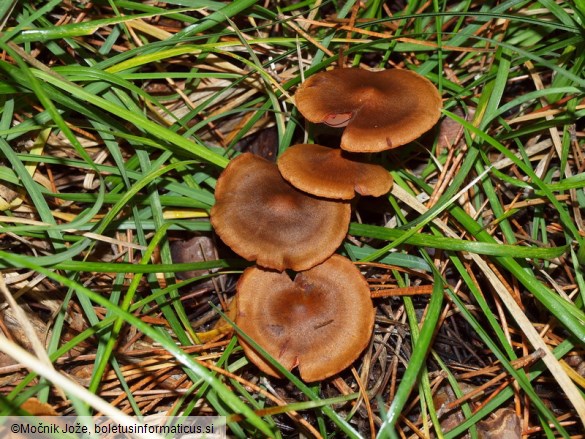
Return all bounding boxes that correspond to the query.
[210,153,351,272]
[295,68,442,152]
[236,254,375,382]
[277,143,393,199]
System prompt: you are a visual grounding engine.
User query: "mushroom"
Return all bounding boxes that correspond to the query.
[277,143,393,199]
[295,68,442,152]
[235,254,375,382]
[210,153,351,272]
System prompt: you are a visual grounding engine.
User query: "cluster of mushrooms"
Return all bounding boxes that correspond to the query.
[210,68,442,382]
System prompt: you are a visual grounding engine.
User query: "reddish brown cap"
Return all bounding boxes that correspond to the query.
[236,254,375,382]
[210,153,351,272]
[277,143,392,199]
[295,68,442,152]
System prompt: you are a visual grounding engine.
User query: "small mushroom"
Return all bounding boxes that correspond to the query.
[210,153,351,272]
[236,254,375,382]
[277,143,393,199]
[170,234,220,288]
[295,68,442,152]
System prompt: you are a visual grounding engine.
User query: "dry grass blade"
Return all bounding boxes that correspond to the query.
[0,336,164,439]
[391,183,585,429]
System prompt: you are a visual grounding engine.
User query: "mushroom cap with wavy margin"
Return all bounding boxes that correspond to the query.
[277,143,393,199]
[295,68,442,152]
[235,254,375,382]
[210,153,351,272]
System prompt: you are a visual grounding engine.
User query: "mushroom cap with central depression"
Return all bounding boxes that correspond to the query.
[210,153,351,272]
[295,68,442,152]
[236,254,375,382]
[277,143,393,199]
